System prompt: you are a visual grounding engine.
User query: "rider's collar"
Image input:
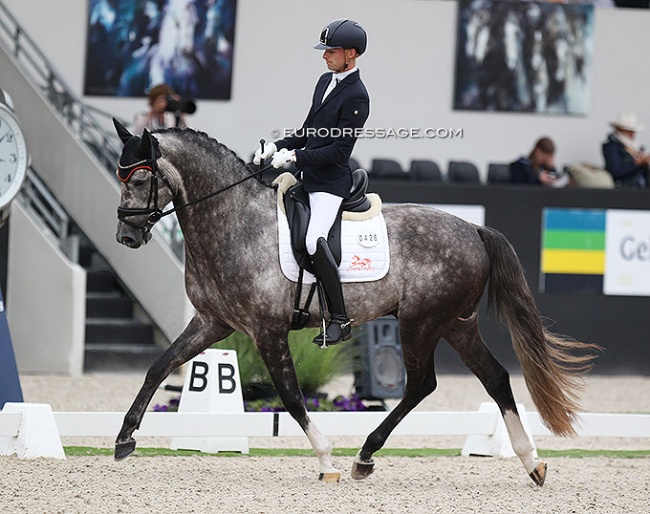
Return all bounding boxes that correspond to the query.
[332,67,358,82]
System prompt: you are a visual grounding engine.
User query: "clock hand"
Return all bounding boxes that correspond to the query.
[0,131,7,143]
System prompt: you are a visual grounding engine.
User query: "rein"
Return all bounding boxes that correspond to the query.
[162,162,274,217]
[117,149,275,234]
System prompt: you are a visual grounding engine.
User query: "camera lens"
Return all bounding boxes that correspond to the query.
[165,96,196,114]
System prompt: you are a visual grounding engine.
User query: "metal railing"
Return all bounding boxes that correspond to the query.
[20,168,79,263]
[0,1,184,260]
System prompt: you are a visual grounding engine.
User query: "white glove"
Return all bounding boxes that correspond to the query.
[271,148,297,169]
[253,141,277,165]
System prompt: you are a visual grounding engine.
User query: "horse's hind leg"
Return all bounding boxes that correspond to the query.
[115,316,233,460]
[352,321,440,480]
[444,314,547,486]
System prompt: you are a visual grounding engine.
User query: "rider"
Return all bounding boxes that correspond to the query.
[254,19,370,346]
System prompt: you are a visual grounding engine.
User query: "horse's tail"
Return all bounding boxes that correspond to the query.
[477,225,600,437]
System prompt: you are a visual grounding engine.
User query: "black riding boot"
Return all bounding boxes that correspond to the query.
[311,237,352,346]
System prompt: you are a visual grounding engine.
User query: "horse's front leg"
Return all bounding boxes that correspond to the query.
[115,316,233,460]
[256,334,340,483]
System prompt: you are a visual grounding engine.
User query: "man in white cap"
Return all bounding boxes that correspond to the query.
[602,112,650,188]
[254,19,370,345]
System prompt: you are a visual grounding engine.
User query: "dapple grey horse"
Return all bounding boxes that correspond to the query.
[112,120,598,486]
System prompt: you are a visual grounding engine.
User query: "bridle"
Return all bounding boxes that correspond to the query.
[116,154,173,234]
[116,138,273,237]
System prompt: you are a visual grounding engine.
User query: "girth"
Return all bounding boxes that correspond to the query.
[283,168,371,276]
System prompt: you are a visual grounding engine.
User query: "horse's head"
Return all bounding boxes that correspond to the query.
[113,119,175,248]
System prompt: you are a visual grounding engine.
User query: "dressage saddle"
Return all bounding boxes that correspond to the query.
[283,168,372,276]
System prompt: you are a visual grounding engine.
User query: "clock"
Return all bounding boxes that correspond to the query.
[0,88,29,227]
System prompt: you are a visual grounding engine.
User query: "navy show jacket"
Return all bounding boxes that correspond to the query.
[275,70,370,199]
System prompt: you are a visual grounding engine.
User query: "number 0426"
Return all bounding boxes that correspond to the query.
[358,233,379,247]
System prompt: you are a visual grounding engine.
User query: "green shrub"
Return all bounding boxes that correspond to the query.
[212,328,357,396]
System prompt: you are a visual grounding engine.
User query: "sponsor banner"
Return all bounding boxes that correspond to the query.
[604,210,650,296]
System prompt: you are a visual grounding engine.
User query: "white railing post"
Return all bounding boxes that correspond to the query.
[0,403,65,459]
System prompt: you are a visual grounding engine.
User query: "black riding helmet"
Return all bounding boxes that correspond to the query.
[313,19,367,56]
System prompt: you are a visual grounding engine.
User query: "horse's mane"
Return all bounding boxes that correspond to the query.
[153,127,273,190]
[155,127,249,168]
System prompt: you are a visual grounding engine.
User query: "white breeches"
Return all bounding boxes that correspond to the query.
[305,192,343,255]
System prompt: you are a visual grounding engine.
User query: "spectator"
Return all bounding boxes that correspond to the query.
[602,112,650,188]
[510,137,570,187]
[131,83,187,135]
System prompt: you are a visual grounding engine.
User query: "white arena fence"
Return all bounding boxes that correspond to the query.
[3,410,650,438]
[0,403,648,459]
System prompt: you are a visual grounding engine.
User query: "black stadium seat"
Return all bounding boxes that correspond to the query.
[487,163,511,185]
[371,158,409,179]
[448,161,481,183]
[409,159,444,182]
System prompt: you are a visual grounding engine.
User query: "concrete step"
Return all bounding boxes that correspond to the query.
[86,269,118,293]
[85,318,154,345]
[85,292,133,318]
[83,343,165,373]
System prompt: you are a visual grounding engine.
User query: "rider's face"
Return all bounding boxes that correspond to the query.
[323,48,351,72]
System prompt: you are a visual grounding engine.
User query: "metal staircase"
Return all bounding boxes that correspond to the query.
[22,169,164,372]
[83,255,164,373]
[0,1,191,373]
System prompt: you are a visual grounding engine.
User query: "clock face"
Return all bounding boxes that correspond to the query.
[0,103,29,211]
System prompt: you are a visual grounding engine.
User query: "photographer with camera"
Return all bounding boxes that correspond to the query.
[509,137,570,188]
[131,83,195,135]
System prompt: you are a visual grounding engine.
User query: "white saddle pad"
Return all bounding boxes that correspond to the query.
[274,173,390,284]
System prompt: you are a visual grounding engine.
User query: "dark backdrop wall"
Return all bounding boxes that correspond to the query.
[369,179,650,375]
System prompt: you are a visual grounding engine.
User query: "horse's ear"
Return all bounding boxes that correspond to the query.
[113,118,133,144]
[138,129,154,159]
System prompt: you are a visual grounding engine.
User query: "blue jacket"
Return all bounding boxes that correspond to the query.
[275,70,370,198]
[510,157,543,185]
[602,134,648,188]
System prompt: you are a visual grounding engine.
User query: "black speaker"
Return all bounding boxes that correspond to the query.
[353,317,406,400]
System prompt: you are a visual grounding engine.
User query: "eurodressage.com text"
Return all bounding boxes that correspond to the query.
[270,127,464,139]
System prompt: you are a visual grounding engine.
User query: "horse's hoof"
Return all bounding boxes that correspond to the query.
[114,439,137,461]
[318,472,341,483]
[351,460,375,480]
[529,462,547,487]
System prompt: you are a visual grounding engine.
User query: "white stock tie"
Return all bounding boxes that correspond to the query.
[321,76,340,103]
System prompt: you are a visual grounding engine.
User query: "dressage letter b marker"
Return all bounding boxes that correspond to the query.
[171,349,248,454]
[189,361,209,392]
[218,363,236,393]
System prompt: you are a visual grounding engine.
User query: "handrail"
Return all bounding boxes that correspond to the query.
[19,168,79,263]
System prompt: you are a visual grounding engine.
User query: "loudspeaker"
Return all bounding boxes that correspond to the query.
[353,317,406,400]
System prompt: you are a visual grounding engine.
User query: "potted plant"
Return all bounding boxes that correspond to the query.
[154,328,367,412]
